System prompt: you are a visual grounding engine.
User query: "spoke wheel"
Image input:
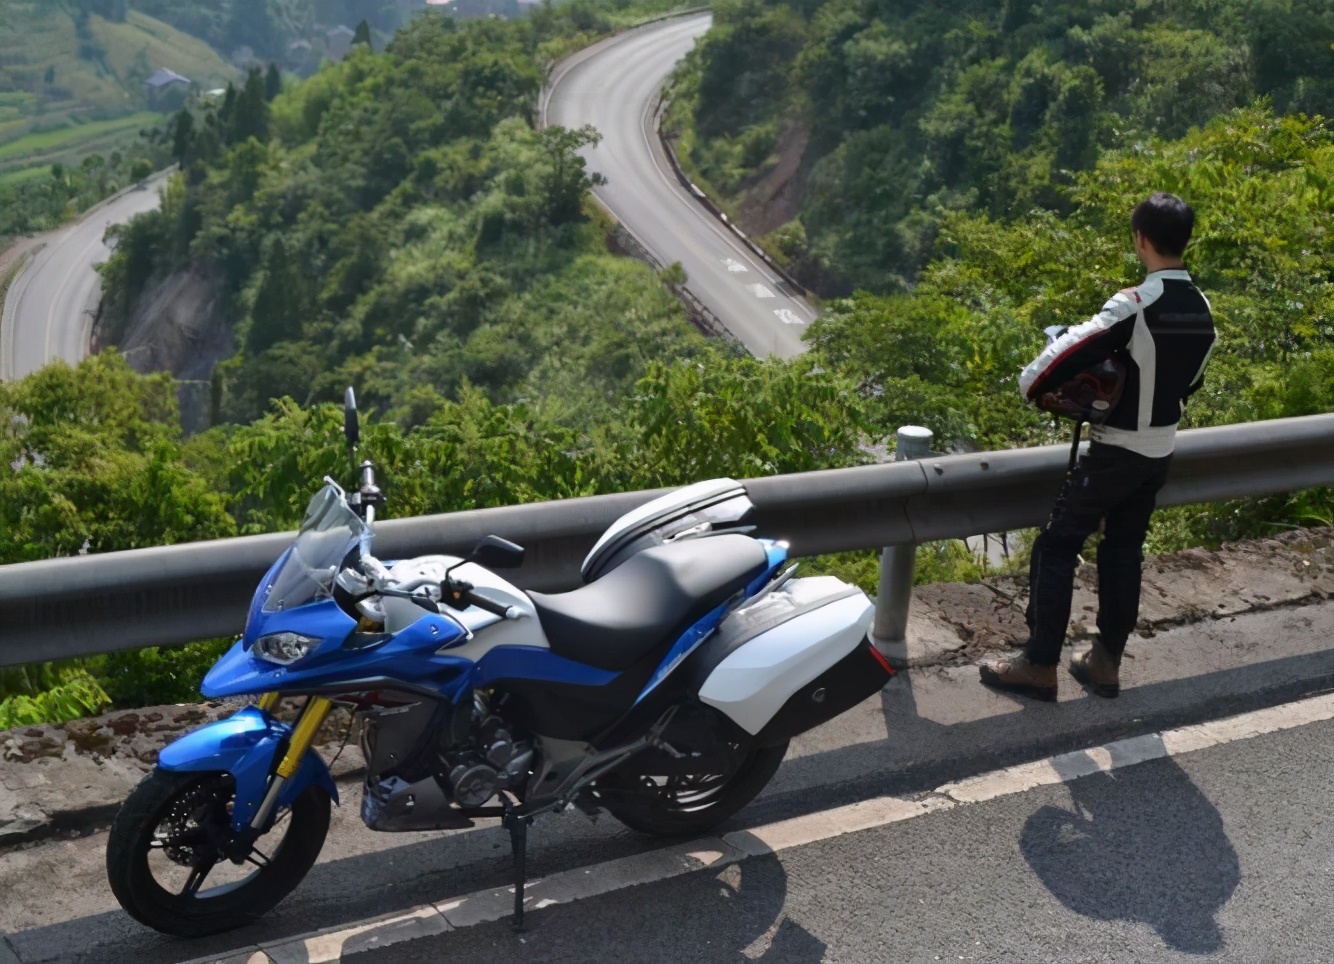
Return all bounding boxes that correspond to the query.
[595,740,788,837]
[107,769,329,937]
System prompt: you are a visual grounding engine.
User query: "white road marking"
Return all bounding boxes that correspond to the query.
[183,691,1334,964]
[774,308,805,325]
[722,258,748,273]
[746,283,775,299]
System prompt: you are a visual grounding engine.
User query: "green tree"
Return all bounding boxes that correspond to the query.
[247,238,308,355]
[0,353,235,564]
[264,62,282,103]
[230,68,271,145]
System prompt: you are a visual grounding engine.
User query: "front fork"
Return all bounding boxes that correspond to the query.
[249,694,332,831]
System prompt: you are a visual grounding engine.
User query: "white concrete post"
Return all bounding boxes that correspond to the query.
[870,426,933,661]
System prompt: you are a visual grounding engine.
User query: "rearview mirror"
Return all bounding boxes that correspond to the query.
[344,386,360,449]
[470,535,525,570]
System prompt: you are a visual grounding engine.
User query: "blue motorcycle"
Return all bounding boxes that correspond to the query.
[105,390,892,936]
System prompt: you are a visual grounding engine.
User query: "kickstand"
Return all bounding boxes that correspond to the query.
[503,810,532,932]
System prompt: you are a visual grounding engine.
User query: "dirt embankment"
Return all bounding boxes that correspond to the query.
[733,120,811,237]
[94,268,232,432]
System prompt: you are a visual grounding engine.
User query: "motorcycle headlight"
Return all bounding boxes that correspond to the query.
[255,632,318,666]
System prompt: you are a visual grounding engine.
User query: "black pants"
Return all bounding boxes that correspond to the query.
[1025,442,1172,666]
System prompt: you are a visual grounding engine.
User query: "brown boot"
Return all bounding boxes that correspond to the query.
[1069,639,1120,698]
[978,653,1058,702]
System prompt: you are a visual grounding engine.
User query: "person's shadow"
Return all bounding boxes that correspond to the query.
[1019,738,1239,954]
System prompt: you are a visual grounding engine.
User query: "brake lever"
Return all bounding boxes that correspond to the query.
[378,587,439,614]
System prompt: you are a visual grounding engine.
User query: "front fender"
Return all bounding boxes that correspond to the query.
[157,706,339,830]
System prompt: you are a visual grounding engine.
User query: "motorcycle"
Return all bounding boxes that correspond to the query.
[105,389,894,937]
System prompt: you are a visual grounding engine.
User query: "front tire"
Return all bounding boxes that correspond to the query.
[596,740,788,837]
[106,768,330,937]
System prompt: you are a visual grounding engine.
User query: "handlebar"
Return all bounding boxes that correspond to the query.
[349,554,521,621]
[463,588,519,620]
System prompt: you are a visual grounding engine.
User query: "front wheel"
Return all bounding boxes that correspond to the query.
[106,768,330,937]
[594,740,788,837]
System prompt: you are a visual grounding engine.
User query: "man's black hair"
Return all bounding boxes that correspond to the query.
[1131,192,1194,258]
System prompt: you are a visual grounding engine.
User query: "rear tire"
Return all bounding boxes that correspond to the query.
[596,740,788,837]
[106,768,329,937]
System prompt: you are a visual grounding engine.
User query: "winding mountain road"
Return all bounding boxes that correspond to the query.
[3,16,805,383]
[0,174,169,382]
[544,12,816,358]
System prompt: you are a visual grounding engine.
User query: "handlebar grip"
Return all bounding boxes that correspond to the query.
[466,590,517,620]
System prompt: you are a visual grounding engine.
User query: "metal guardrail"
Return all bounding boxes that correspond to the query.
[2,413,1332,668]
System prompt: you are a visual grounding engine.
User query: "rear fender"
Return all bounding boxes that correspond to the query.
[156,706,339,831]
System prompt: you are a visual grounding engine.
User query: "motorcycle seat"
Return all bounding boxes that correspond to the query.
[528,534,770,672]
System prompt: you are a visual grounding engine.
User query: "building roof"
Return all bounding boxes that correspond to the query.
[145,67,191,89]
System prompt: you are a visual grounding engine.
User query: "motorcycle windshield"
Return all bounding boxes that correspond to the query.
[262,482,368,613]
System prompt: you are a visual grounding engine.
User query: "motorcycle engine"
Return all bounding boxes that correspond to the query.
[443,696,533,807]
[358,690,533,830]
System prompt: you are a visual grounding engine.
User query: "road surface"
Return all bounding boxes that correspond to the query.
[544,14,816,359]
[3,598,1332,963]
[358,701,1334,963]
[0,175,169,381]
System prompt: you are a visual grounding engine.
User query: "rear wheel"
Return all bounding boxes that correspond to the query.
[106,768,329,937]
[594,740,788,837]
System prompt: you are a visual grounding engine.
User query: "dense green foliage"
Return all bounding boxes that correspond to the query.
[0,666,110,730]
[0,138,170,237]
[0,354,237,562]
[803,107,1334,546]
[672,0,1334,293]
[100,9,716,427]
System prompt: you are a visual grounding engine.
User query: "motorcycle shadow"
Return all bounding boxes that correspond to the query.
[413,851,825,963]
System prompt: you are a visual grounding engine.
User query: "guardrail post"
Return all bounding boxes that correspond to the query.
[870,426,933,662]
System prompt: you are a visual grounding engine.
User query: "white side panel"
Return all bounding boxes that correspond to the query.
[381,555,549,661]
[698,593,874,735]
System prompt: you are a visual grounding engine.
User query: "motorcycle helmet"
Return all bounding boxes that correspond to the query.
[1035,354,1127,424]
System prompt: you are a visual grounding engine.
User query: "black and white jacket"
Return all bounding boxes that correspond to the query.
[1019,268,1216,458]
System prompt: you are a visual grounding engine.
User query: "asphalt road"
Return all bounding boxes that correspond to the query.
[359,711,1334,963]
[0,175,168,381]
[543,14,816,359]
[3,600,1333,963]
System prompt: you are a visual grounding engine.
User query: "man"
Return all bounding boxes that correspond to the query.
[979,192,1216,701]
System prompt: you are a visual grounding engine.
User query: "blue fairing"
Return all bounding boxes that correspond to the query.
[205,598,471,701]
[473,646,619,687]
[634,539,788,704]
[157,707,338,831]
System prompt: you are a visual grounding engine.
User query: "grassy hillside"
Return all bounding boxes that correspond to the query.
[0,3,238,151]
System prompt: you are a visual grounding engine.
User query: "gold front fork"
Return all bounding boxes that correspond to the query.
[256,691,280,712]
[275,696,332,778]
[249,696,333,829]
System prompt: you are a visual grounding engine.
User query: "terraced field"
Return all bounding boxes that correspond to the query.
[0,3,237,174]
